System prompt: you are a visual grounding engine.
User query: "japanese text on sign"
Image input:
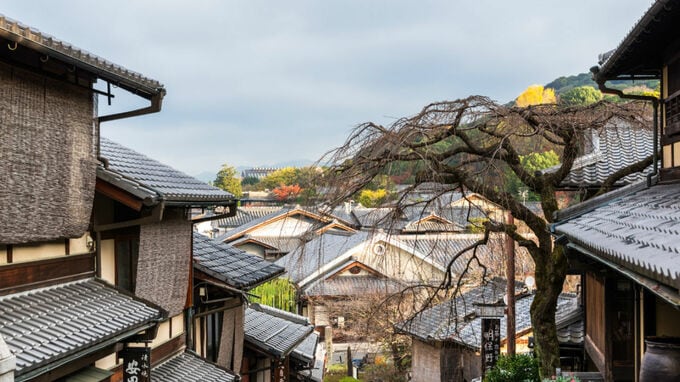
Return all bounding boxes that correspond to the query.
[121,347,151,382]
[481,318,501,376]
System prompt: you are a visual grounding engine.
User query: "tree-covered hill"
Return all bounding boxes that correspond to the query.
[545,72,658,95]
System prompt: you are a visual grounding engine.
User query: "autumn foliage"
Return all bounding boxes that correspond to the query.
[272,183,302,201]
[515,85,557,107]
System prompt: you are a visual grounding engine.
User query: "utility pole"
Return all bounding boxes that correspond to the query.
[505,211,516,357]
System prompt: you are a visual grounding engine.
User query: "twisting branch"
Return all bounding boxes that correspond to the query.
[319,94,651,376]
[595,153,655,196]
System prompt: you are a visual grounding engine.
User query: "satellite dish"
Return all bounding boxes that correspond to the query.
[525,275,536,290]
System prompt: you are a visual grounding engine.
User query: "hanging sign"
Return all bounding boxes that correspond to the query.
[121,347,151,382]
[481,318,501,377]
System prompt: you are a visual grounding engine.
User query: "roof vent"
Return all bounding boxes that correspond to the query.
[373,243,386,256]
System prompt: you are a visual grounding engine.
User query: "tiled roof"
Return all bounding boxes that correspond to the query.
[351,207,406,229]
[275,231,370,284]
[595,0,678,80]
[291,331,318,364]
[397,280,579,349]
[217,206,284,229]
[0,14,164,97]
[151,351,236,382]
[554,182,680,290]
[99,138,234,205]
[231,235,304,254]
[395,233,533,276]
[0,278,164,379]
[303,276,403,297]
[193,233,285,290]
[244,304,314,359]
[403,215,465,233]
[219,207,329,242]
[300,357,325,382]
[542,124,654,189]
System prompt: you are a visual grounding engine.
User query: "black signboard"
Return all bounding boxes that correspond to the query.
[121,347,151,382]
[481,318,501,376]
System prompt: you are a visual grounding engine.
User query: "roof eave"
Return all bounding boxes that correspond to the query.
[0,17,164,98]
[594,0,672,82]
[15,321,159,382]
[565,242,680,308]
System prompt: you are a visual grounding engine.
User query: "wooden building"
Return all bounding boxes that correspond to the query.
[397,279,581,382]
[0,14,240,382]
[553,1,680,380]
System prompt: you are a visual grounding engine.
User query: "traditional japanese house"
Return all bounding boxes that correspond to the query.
[397,279,581,382]
[552,1,680,380]
[0,13,240,381]
[242,304,320,382]
[276,230,533,338]
[190,233,285,374]
[0,14,166,382]
[218,207,355,261]
[94,138,239,380]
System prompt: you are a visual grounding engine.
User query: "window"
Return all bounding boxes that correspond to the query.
[205,312,223,363]
[115,237,139,292]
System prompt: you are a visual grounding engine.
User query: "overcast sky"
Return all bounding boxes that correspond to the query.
[3,1,651,177]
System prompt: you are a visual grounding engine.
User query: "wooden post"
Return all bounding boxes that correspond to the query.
[506,211,516,357]
[347,346,353,376]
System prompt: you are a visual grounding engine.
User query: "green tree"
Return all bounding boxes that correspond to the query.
[241,176,260,187]
[506,151,560,201]
[213,164,242,197]
[260,167,299,190]
[559,86,603,106]
[250,278,297,313]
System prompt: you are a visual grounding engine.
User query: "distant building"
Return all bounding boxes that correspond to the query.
[241,167,279,180]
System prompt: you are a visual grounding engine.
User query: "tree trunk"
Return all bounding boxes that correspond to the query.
[530,244,568,378]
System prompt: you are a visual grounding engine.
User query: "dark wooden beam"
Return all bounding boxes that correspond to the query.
[0,253,95,294]
[95,179,144,211]
[151,334,186,366]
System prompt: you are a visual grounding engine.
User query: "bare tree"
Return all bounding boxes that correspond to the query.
[321,96,651,376]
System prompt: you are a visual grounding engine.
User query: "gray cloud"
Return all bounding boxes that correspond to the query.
[2,0,651,175]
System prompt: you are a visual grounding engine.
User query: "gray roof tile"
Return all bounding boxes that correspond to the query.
[0,14,164,96]
[303,276,403,297]
[193,233,285,290]
[395,234,533,276]
[0,279,163,378]
[274,231,370,284]
[397,279,579,349]
[99,138,234,204]
[230,235,304,254]
[219,207,329,242]
[554,182,680,289]
[216,206,285,229]
[291,331,318,364]
[151,351,236,382]
[543,124,654,189]
[244,304,313,358]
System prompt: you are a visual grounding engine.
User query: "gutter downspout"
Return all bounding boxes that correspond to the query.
[97,91,165,123]
[590,67,661,185]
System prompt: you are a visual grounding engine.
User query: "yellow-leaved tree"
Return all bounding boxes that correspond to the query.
[516,85,557,107]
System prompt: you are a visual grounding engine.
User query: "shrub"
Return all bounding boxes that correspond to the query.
[484,354,539,382]
[339,377,360,382]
